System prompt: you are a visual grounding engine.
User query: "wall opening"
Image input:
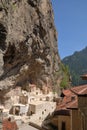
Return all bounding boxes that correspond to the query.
[61,121,66,130]
[0,23,7,50]
[42,111,44,115]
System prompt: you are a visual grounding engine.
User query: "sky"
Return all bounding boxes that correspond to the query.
[52,0,87,59]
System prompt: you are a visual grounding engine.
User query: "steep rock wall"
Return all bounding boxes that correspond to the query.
[0,0,61,95]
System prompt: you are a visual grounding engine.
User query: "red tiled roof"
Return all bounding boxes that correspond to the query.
[71,84,87,95]
[3,119,18,130]
[67,100,78,109]
[56,94,77,110]
[56,102,66,110]
[55,85,87,116]
[62,89,74,96]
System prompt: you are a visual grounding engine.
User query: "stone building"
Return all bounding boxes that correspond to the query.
[9,104,28,116]
[28,101,56,122]
[50,84,87,130]
[19,95,28,105]
[71,85,87,130]
[51,109,71,130]
[4,87,22,109]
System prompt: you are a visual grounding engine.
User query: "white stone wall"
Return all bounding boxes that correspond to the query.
[20,105,29,115]
[28,101,56,123]
[35,102,56,113]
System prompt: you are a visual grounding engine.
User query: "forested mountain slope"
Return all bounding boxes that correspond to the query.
[62,47,87,86]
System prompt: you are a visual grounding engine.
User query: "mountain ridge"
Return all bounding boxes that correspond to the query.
[62,46,87,86]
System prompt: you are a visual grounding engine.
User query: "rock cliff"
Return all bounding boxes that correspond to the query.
[0,0,61,96]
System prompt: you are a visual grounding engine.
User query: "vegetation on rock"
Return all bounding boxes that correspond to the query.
[60,63,71,89]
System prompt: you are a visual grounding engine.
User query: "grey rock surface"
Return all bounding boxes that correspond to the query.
[0,0,61,96]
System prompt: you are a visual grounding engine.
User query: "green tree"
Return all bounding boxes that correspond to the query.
[60,63,71,89]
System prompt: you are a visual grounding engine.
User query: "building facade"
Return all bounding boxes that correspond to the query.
[51,84,87,130]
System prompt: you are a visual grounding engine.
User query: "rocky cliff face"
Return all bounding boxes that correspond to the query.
[0,0,61,96]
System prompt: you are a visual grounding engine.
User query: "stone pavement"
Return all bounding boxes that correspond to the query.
[19,124,38,130]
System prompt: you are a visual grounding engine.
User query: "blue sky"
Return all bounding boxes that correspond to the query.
[52,0,87,59]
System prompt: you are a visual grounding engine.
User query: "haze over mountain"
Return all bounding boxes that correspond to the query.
[62,46,87,86]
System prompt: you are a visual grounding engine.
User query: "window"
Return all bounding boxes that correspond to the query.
[44,109,46,111]
[42,111,44,115]
[36,92,38,95]
[39,117,41,120]
[61,121,66,130]
[40,98,42,101]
